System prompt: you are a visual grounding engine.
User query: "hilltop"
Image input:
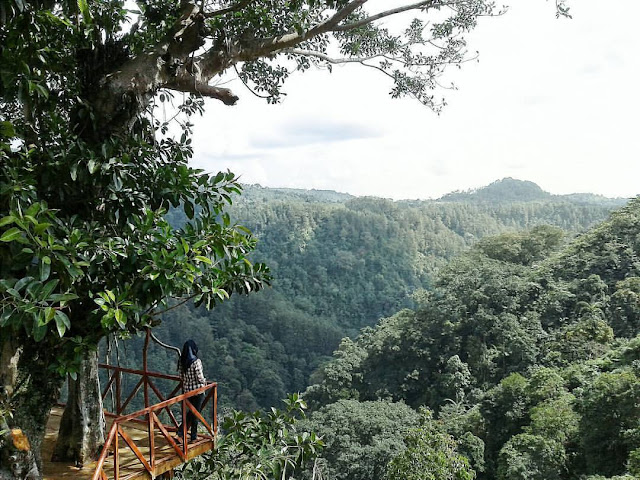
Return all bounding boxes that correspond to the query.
[438,177,628,206]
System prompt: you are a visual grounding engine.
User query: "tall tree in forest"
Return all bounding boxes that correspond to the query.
[0,0,569,478]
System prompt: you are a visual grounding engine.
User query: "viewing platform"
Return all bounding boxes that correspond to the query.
[42,332,217,480]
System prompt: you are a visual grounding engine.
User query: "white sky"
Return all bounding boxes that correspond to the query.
[188,0,640,200]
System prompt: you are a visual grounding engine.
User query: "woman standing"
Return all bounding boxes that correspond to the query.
[177,339,206,442]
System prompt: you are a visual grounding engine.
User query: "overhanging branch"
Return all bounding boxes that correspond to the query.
[239,0,367,60]
[163,78,239,105]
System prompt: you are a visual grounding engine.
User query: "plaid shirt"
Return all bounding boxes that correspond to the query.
[180,358,206,392]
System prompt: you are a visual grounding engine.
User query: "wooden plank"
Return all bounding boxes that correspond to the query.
[149,414,155,469]
[119,378,144,414]
[114,427,120,480]
[99,364,181,382]
[147,379,179,428]
[167,383,181,400]
[117,425,153,474]
[147,378,166,403]
[151,440,214,478]
[93,423,118,480]
[213,386,218,441]
[101,372,116,401]
[116,371,122,414]
[185,400,213,436]
[181,401,187,457]
[114,383,216,425]
[152,412,186,462]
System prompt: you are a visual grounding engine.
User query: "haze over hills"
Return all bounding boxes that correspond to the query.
[146,178,632,412]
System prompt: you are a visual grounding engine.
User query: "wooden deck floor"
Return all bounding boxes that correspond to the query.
[43,406,214,480]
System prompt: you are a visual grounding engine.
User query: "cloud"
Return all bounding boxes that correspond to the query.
[521,95,551,107]
[188,0,640,201]
[579,64,602,76]
[249,118,382,149]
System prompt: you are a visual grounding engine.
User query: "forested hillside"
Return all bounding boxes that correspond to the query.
[129,179,628,412]
[303,197,640,480]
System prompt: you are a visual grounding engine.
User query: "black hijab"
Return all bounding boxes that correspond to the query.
[180,339,199,372]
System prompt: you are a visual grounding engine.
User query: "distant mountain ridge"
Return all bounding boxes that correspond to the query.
[241,178,629,207]
[239,184,353,203]
[437,177,628,206]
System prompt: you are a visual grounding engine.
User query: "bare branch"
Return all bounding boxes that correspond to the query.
[287,48,382,64]
[150,294,199,317]
[233,65,275,99]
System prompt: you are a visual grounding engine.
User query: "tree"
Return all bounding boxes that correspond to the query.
[578,370,640,477]
[177,394,323,480]
[385,409,475,480]
[1,0,570,477]
[302,399,419,480]
[497,433,566,480]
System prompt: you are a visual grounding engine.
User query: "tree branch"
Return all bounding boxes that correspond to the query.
[149,294,199,317]
[203,0,254,19]
[238,0,367,60]
[287,48,382,64]
[332,0,439,32]
[163,77,239,105]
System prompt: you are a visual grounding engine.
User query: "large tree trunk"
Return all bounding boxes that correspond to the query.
[51,350,105,467]
[0,338,63,480]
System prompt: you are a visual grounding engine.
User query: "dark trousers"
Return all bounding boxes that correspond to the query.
[178,392,204,440]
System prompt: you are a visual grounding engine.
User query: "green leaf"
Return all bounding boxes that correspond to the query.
[34,222,52,235]
[33,321,48,342]
[14,276,33,292]
[184,201,195,220]
[77,0,92,23]
[0,216,16,227]
[114,309,125,328]
[55,310,70,337]
[40,257,51,281]
[41,279,60,300]
[113,173,123,191]
[50,293,79,302]
[45,307,56,323]
[195,256,212,265]
[0,309,12,327]
[0,227,22,242]
[0,121,16,138]
[25,203,40,217]
[56,310,71,329]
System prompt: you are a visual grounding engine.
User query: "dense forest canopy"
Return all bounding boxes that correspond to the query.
[132,179,627,413]
[301,196,640,480]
